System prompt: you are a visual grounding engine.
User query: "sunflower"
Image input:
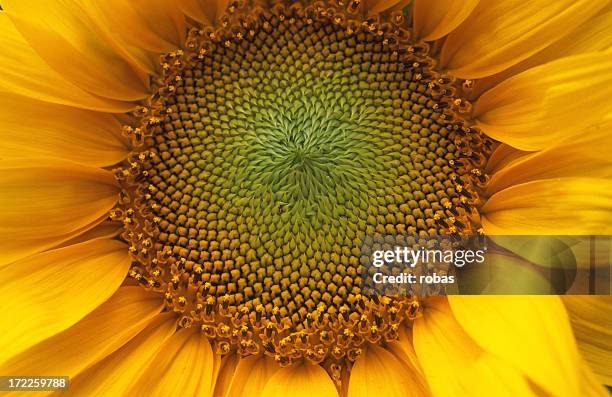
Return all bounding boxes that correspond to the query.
[0,0,611,396]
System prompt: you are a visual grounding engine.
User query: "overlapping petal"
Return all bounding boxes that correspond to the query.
[225,355,279,397]
[349,343,430,397]
[0,160,120,266]
[2,0,148,101]
[0,239,130,363]
[81,0,185,74]
[440,0,609,79]
[413,0,479,41]
[474,52,612,151]
[55,313,177,397]
[0,286,162,379]
[128,329,215,397]
[261,361,338,397]
[177,0,230,25]
[413,297,484,397]
[0,94,128,167]
[447,296,582,397]
[563,296,612,386]
[472,10,612,97]
[481,178,612,235]
[486,121,612,194]
[0,14,135,112]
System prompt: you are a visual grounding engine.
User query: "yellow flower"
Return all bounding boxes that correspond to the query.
[0,0,611,396]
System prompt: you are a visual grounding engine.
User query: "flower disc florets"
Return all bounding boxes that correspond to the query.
[113,0,491,367]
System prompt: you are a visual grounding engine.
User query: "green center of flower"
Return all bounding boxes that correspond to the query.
[115,1,489,368]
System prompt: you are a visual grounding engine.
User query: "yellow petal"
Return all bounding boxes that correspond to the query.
[178,0,230,25]
[54,221,123,249]
[0,94,128,167]
[262,362,338,397]
[213,354,239,397]
[563,296,612,386]
[177,0,209,24]
[0,239,130,363]
[128,329,215,397]
[486,122,612,195]
[226,355,279,397]
[473,10,612,97]
[447,296,581,397]
[413,0,479,41]
[0,160,119,266]
[456,355,537,397]
[388,325,425,380]
[348,344,429,397]
[56,313,177,397]
[0,14,134,112]
[484,144,531,177]
[481,178,612,235]
[366,0,412,15]
[474,51,612,151]
[87,0,184,52]
[580,361,610,397]
[0,286,162,378]
[2,0,148,101]
[0,218,109,273]
[81,0,185,74]
[413,297,483,397]
[439,0,609,79]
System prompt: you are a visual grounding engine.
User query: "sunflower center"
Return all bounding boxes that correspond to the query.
[115,1,490,368]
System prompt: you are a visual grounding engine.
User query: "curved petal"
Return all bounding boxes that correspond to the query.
[54,221,123,249]
[226,355,279,397]
[85,0,184,52]
[54,313,177,397]
[0,14,135,112]
[413,0,479,41]
[0,239,130,363]
[0,160,120,266]
[81,0,185,75]
[481,178,612,235]
[447,296,581,397]
[213,353,239,397]
[563,296,612,386]
[439,0,609,79]
[473,52,612,151]
[0,217,109,272]
[580,361,610,397]
[128,329,215,397]
[486,121,612,194]
[366,0,412,15]
[472,10,612,98]
[413,297,482,397]
[261,362,338,397]
[484,144,530,175]
[0,94,128,167]
[2,0,148,101]
[177,0,209,24]
[0,286,162,378]
[177,0,230,25]
[348,344,429,397]
[388,325,425,380]
[456,355,537,397]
